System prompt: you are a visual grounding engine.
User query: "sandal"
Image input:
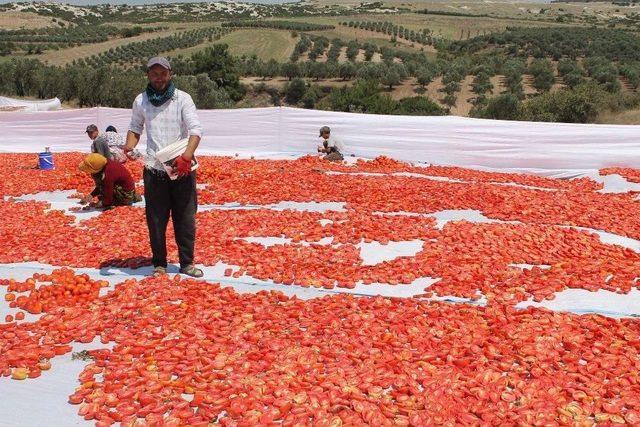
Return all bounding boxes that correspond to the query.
[179,265,203,278]
[153,266,167,277]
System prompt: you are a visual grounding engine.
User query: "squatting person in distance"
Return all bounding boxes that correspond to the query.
[317,126,345,162]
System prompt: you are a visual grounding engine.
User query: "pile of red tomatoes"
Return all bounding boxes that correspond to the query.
[0,153,638,426]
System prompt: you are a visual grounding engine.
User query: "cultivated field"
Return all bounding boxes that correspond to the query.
[285,12,578,41]
[0,1,639,123]
[171,28,300,61]
[35,22,214,66]
[0,11,63,30]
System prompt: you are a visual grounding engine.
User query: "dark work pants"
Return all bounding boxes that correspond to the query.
[143,168,197,268]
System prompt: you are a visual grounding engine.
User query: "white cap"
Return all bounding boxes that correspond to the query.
[147,56,171,71]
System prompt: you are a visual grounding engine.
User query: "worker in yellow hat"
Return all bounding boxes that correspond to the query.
[79,153,141,209]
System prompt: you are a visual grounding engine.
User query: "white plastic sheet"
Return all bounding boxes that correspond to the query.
[0,96,61,112]
[1,107,638,177]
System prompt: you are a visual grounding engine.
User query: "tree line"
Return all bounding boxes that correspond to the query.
[2,24,639,124]
[448,27,640,62]
[0,42,447,115]
[74,27,233,70]
[0,24,155,41]
[290,35,386,63]
[472,81,640,123]
[252,77,445,116]
[444,27,640,96]
[415,9,491,18]
[341,21,433,45]
[221,20,334,31]
[0,45,242,109]
[0,25,161,55]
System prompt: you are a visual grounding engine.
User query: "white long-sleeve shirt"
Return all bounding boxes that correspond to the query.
[324,136,345,153]
[92,131,128,163]
[129,88,203,170]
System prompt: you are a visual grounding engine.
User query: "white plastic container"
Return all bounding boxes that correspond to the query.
[154,138,199,180]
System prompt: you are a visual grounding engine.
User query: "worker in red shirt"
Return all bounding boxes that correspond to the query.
[78,153,141,209]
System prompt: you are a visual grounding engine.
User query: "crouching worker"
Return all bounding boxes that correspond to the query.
[317,126,345,162]
[86,124,137,163]
[79,153,142,210]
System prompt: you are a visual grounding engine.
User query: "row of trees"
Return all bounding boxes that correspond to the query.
[620,63,640,89]
[0,47,240,109]
[290,35,380,63]
[415,9,490,18]
[528,59,556,93]
[212,36,636,106]
[0,26,164,56]
[472,56,639,100]
[0,42,56,56]
[2,54,637,123]
[249,76,448,115]
[556,59,585,89]
[221,20,334,31]
[73,27,233,70]
[0,46,443,113]
[583,57,622,93]
[0,24,159,47]
[307,36,329,62]
[341,21,432,45]
[234,49,600,107]
[276,77,447,115]
[237,56,419,88]
[472,82,640,123]
[436,58,469,107]
[320,79,446,115]
[459,50,637,97]
[503,59,527,99]
[449,27,640,62]
[0,59,146,107]
[290,35,313,62]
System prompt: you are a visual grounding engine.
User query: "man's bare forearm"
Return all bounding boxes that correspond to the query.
[182,135,201,160]
[126,131,141,150]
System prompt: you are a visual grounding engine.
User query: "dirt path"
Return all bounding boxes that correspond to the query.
[619,76,637,94]
[450,75,476,116]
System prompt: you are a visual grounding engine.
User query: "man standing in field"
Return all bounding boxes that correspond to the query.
[125,56,204,278]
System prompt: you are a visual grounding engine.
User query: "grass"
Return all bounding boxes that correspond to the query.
[596,108,640,125]
[167,29,299,61]
[220,29,298,61]
[0,11,61,30]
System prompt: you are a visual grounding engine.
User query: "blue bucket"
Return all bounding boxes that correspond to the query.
[38,152,54,170]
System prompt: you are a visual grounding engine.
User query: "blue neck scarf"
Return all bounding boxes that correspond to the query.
[146,81,175,107]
